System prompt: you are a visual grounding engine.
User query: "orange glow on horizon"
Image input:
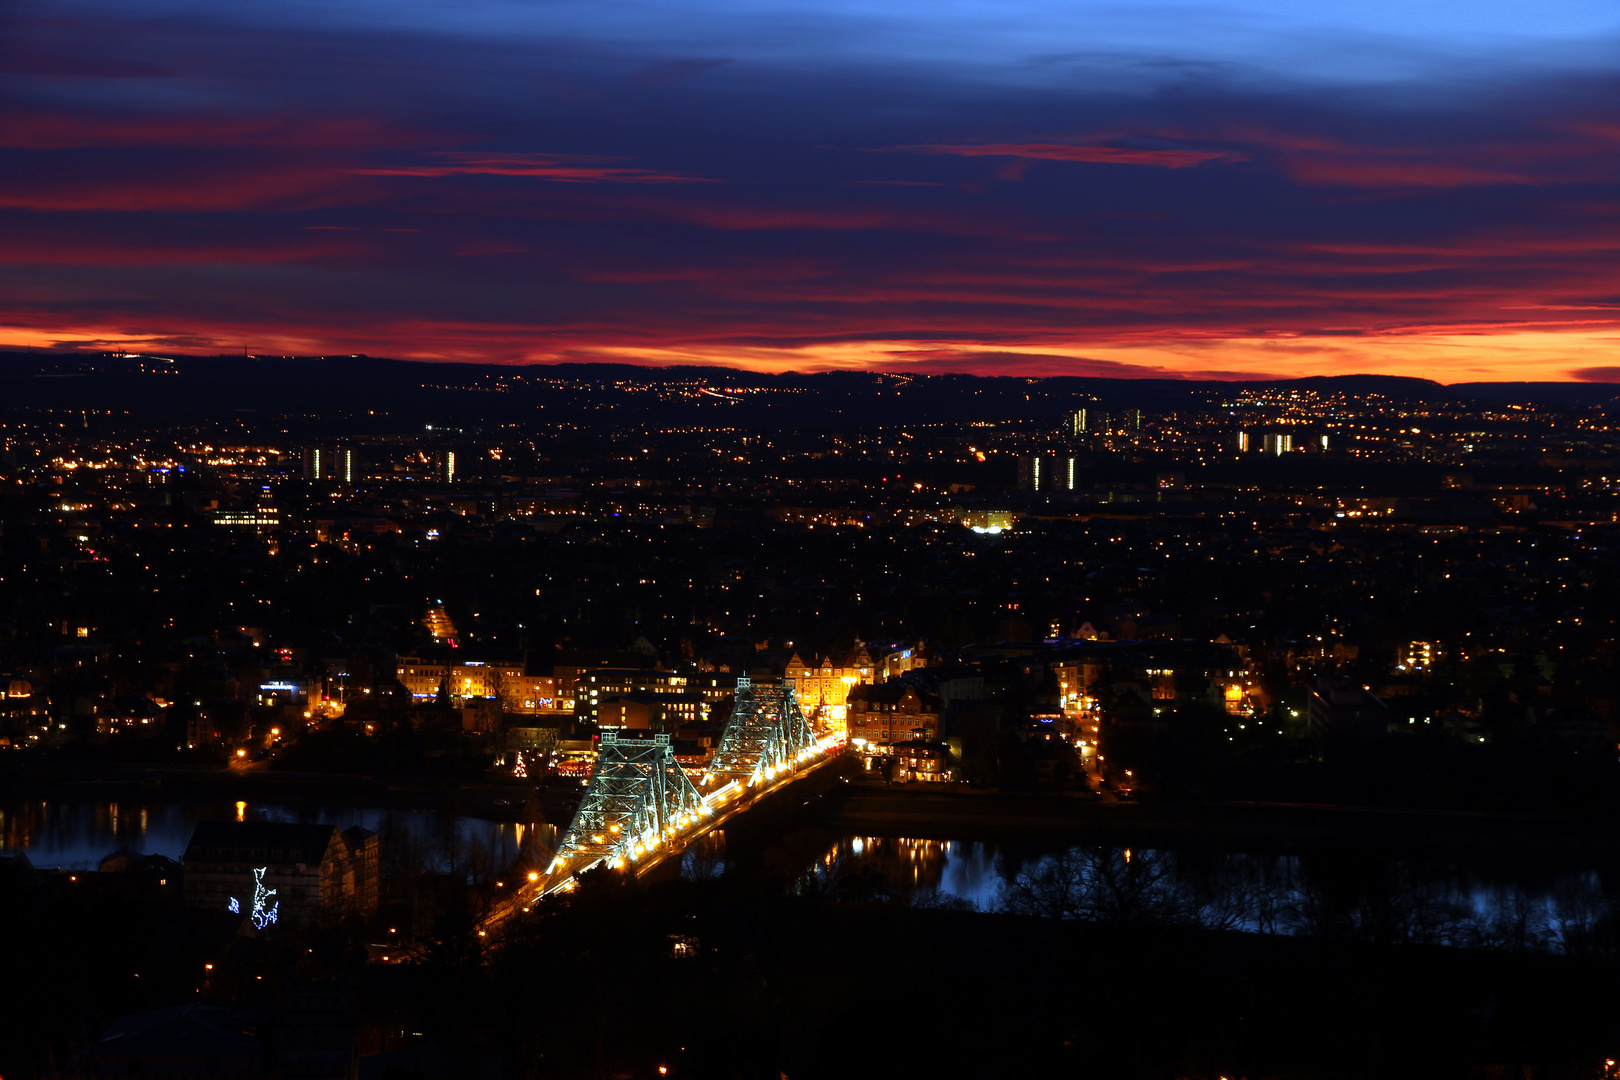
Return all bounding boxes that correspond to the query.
[3,320,1618,384]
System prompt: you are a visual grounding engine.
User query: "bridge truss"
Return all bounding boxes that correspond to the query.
[540,679,838,896]
[550,731,710,875]
[703,676,817,790]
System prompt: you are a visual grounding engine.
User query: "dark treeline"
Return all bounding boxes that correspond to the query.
[8,820,1620,1079]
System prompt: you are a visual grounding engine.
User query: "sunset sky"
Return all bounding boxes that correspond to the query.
[3,0,1620,381]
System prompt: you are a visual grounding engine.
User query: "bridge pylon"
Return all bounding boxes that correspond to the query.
[703,676,817,791]
[550,731,710,876]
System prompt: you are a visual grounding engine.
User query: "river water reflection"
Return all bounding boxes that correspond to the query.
[805,835,1618,951]
[0,797,537,872]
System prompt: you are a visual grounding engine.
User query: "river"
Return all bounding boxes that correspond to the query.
[9,797,1615,953]
[0,796,547,873]
[799,834,1619,951]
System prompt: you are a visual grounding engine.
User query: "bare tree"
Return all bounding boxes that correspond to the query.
[997,847,1208,927]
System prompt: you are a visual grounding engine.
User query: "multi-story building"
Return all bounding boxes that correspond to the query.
[182,821,378,925]
[1017,454,1080,493]
[212,485,280,533]
[550,648,659,686]
[94,695,164,735]
[1307,677,1391,738]
[877,644,930,681]
[891,742,952,782]
[597,692,712,732]
[847,681,939,749]
[784,646,874,725]
[303,445,356,483]
[0,678,48,746]
[573,668,688,724]
[686,672,739,704]
[395,655,566,715]
[1398,640,1441,671]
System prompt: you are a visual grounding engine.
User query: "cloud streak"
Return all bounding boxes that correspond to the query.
[354,153,716,184]
[893,143,1243,169]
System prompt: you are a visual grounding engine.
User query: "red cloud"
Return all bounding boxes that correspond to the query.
[1284,158,1536,188]
[894,142,1241,168]
[0,229,369,265]
[354,153,714,184]
[870,348,1254,379]
[0,158,372,212]
[1213,122,1620,189]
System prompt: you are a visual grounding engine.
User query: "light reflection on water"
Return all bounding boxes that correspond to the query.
[806,836,1001,909]
[0,798,530,872]
[808,836,1616,951]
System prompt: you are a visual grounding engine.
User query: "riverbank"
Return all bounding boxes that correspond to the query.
[0,761,556,819]
[816,783,1620,866]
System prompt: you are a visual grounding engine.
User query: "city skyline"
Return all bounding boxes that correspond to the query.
[4,336,1620,1076]
[4,0,1620,381]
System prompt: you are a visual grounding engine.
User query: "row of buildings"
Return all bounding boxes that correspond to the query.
[182,821,380,927]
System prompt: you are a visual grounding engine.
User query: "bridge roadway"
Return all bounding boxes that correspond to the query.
[478,739,846,936]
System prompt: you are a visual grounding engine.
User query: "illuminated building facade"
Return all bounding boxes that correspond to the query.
[953,507,1017,532]
[597,692,712,731]
[877,643,930,681]
[891,742,952,782]
[846,681,939,749]
[0,678,47,746]
[94,695,164,735]
[303,445,355,483]
[573,668,689,723]
[395,657,567,714]
[1398,640,1441,671]
[1052,658,1107,718]
[1263,433,1294,456]
[783,646,874,726]
[213,485,280,533]
[1017,454,1079,493]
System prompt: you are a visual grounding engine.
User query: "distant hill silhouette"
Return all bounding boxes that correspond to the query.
[0,352,1613,430]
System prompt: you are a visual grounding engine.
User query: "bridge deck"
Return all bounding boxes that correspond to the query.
[479,741,846,934]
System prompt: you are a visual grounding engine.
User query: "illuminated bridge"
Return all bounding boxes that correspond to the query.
[481,677,844,929]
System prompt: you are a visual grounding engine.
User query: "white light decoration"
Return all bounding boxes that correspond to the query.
[542,683,832,892]
[707,680,816,790]
[552,732,706,878]
[250,867,279,928]
[228,897,240,913]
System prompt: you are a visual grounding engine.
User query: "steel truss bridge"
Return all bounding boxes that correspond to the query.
[481,678,843,927]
